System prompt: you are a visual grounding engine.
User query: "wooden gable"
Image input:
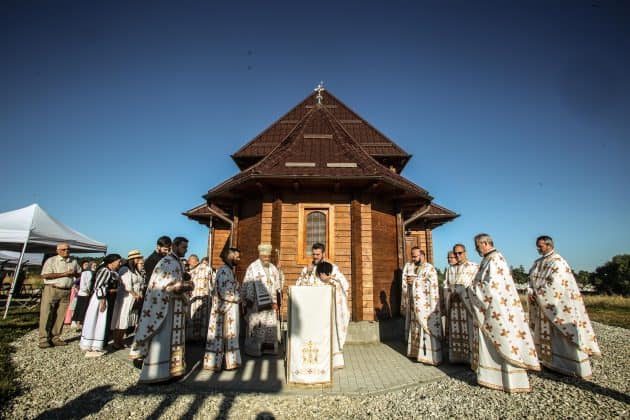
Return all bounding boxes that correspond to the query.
[231,90,411,172]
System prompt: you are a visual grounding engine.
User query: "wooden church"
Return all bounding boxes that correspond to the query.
[185,85,457,321]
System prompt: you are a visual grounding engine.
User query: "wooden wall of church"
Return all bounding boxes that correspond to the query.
[334,203,353,319]
[210,228,231,271]
[263,194,354,320]
[371,202,399,320]
[405,229,434,264]
[235,199,262,280]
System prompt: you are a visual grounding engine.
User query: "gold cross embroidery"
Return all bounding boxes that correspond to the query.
[302,340,319,364]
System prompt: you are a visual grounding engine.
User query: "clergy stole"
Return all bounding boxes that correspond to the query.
[287,285,334,385]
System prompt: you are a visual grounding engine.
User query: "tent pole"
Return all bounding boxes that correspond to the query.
[3,233,30,319]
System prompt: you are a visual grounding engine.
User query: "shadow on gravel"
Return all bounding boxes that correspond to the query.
[112,339,283,419]
[534,369,630,405]
[34,385,115,420]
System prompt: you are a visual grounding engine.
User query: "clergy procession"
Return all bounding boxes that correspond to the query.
[36,230,601,393]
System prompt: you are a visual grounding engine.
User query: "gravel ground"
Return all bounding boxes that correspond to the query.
[3,322,628,419]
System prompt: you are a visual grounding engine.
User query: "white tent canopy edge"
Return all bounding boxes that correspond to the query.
[1,203,107,319]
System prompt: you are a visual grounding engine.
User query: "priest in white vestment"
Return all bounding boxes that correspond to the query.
[401,248,424,340]
[406,248,443,366]
[204,248,242,371]
[468,234,540,392]
[296,242,350,369]
[242,244,283,356]
[186,255,215,342]
[129,237,193,383]
[528,235,600,379]
[445,244,478,364]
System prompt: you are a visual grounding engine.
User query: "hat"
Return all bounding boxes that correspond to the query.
[127,249,143,260]
[257,244,273,255]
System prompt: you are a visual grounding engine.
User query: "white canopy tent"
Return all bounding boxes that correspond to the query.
[1,204,107,319]
[0,251,44,266]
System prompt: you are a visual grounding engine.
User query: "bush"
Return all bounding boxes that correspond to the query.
[591,254,630,296]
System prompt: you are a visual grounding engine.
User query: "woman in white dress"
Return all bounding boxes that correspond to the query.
[79,254,122,357]
[111,250,144,349]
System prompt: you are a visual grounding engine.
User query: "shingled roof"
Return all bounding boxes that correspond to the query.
[407,203,459,230]
[231,90,411,171]
[205,103,430,202]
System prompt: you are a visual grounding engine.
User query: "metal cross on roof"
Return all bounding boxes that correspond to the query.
[314,81,325,105]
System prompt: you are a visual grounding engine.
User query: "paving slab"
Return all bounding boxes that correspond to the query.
[113,340,466,395]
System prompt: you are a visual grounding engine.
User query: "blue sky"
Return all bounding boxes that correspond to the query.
[1,1,629,272]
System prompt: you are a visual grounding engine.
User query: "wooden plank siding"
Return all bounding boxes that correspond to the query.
[371,204,399,321]
[207,195,438,321]
[210,228,231,271]
[235,199,262,281]
[260,202,273,244]
[271,198,283,259]
[350,200,363,320]
[277,202,299,319]
[334,204,353,320]
[360,203,373,320]
[405,229,434,264]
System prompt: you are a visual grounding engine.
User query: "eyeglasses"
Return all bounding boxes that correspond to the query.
[58,248,70,251]
[453,251,464,255]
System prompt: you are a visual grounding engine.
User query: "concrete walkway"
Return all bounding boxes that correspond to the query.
[114,341,466,395]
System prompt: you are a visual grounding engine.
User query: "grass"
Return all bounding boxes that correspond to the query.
[520,294,630,330]
[0,306,39,407]
[582,295,630,330]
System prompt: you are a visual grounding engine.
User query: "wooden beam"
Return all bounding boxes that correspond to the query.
[350,199,364,321]
[368,182,380,192]
[231,203,239,248]
[396,211,404,269]
[271,197,282,260]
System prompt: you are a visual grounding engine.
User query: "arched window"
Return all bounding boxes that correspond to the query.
[306,211,326,256]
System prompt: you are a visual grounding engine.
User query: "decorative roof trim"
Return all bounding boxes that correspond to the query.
[326,163,357,168]
[285,162,316,167]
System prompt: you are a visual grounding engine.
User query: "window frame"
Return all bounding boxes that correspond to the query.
[297,203,335,265]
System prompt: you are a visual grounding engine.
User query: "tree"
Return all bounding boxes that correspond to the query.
[574,270,592,288]
[590,254,630,296]
[510,265,529,284]
[436,267,446,288]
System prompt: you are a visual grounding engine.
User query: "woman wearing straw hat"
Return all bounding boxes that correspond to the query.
[110,250,144,349]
